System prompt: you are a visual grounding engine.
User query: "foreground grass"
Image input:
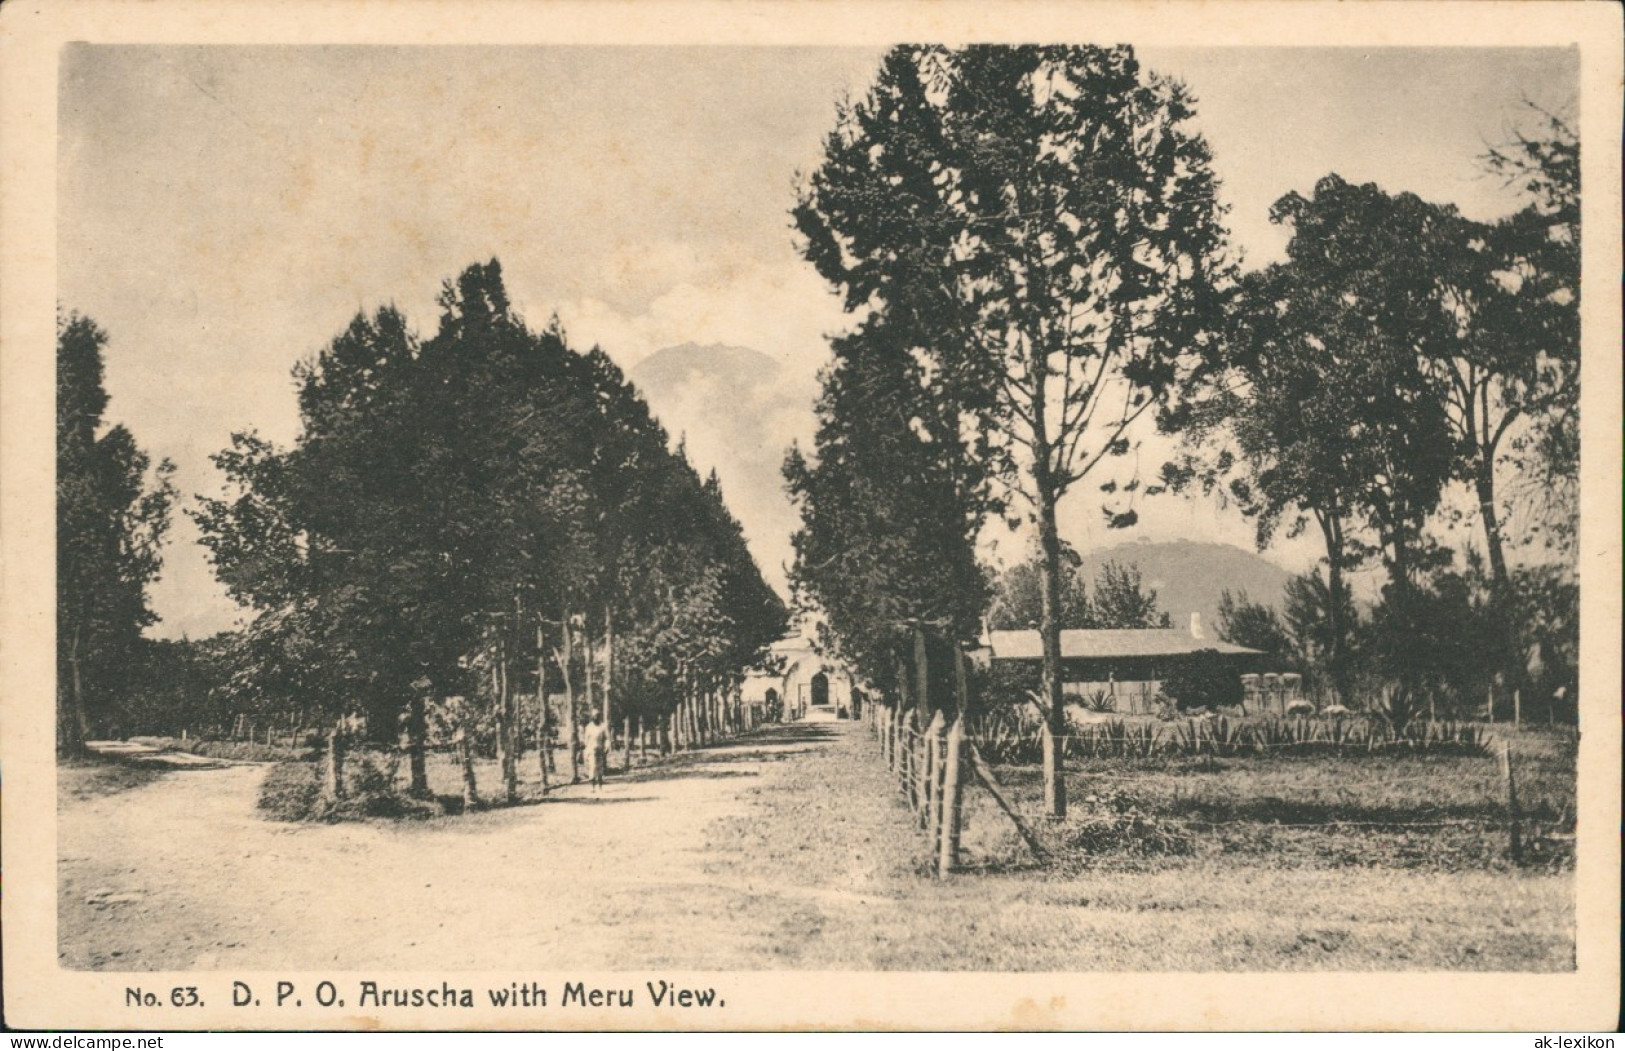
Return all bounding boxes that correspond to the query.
[969,724,1578,874]
[57,757,168,802]
[700,723,1574,970]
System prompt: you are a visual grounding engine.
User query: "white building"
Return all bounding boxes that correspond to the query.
[741,628,863,723]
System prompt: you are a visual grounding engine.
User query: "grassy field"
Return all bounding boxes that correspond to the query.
[58,721,1573,971]
[963,724,1576,874]
[57,757,169,802]
[702,723,1575,970]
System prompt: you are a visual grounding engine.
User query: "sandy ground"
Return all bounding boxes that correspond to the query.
[59,721,1573,972]
[59,726,841,971]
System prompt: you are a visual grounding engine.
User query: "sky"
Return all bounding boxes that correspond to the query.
[57,45,1578,639]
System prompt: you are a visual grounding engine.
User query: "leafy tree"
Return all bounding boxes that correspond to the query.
[1280,568,1359,692]
[1216,589,1292,664]
[797,45,1230,816]
[1090,560,1172,630]
[785,321,993,707]
[1162,649,1243,711]
[1504,562,1578,722]
[197,261,783,804]
[1481,109,1579,561]
[988,545,1091,631]
[1181,176,1457,705]
[57,310,177,754]
[1360,549,1512,724]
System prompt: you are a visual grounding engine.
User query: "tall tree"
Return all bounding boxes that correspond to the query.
[1178,176,1457,704]
[1479,109,1580,563]
[57,310,177,754]
[198,261,783,799]
[988,545,1090,631]
[785,320,993,709]
[1216,589,1292,665]
[797,45,1230,815]
[1090,560,1172,630]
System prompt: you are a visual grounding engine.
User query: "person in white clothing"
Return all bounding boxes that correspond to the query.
[583,714,610,790]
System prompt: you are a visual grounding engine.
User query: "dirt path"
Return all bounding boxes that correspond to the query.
[59,723,876,971]
[59,720,1574,972]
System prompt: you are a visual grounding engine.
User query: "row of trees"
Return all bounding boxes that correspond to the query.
[190,260,784,799]
[785,45,1579,818]
[58,261,787,796]
[56,312,178,754]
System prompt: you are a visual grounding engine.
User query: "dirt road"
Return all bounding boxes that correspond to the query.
[59,720,1574,972]
[59,723,888,970]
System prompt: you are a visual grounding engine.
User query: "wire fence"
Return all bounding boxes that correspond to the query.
[864,700,1554,872]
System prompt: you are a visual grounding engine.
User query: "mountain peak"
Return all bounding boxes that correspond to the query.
[633,343,782,390]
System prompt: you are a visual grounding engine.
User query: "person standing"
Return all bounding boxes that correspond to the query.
[583,713,610,791]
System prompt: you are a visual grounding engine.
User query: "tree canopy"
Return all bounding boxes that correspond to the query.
[195,260,785,765]
[57,310,177,753]
[795,44,1231,816]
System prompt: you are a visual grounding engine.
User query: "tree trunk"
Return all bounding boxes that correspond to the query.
[324,716,347,802]
[1318,510,1349,706]
[456,723,478,811]
[561,610,579,783]
[953,639,969,717]
[1035,480,1067,819]
[1474,454,1510,591]
[407,691,429,799]
[913,626,930,716]
[535,623,551,787]
[62,621,91,756]
[604,607,615,762]
[497,632,517,805]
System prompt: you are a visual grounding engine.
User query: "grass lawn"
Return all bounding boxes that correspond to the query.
[697,722,1575,970]
[57,757,169,802]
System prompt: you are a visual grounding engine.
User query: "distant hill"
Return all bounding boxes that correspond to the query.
[1076,539,1294,640]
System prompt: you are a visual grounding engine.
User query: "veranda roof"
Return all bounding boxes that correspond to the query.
[986,628,1260,663]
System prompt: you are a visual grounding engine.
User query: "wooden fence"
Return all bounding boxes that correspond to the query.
[866,701,1549,870]
[869,701,1049,877]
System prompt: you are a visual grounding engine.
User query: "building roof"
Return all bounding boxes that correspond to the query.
[986,628,1260,662]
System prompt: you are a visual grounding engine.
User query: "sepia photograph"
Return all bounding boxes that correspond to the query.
[2,0,1619,1033]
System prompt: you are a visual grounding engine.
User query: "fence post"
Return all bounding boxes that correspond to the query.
[939,715,964,878]
[902,709,917,805]
[1501,739,1523,862]
[922,710,945,831]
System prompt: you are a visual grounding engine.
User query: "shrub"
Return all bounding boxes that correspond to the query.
[257,752,442,822]
[1162,650,1244,712]
[1065,792,1194,857]
[258,759,323,821]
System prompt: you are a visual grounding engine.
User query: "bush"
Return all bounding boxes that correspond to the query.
[257,753,442,822]
[1162,650,1243,712]
[257,759,323,821]
[1064,791,1193,857]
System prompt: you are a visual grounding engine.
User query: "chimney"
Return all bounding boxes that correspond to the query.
[1190,612,1204,640]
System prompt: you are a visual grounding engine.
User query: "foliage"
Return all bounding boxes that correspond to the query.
[1481,108,1580,563]
[1216,589,1292,665]
[1161,649,1244,711]
[196,260,784,780]
[1280,569,1359,678]
[796,44,1231,816]
[1091,560,1173,629]
[970,711,1491,763]
[784,320,995,699]
[256,752,443,822]
[1064,791,1194,857]
[57,310,178,753]
[988,545,1090,631]
[989,552,1168,631]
